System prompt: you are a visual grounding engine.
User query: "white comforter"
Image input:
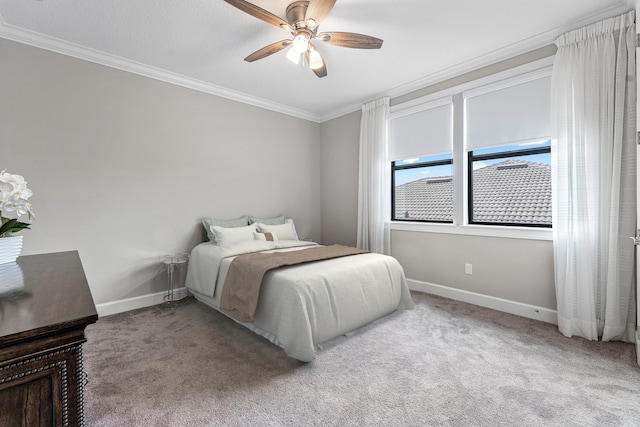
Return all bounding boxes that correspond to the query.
[186,240,414,362]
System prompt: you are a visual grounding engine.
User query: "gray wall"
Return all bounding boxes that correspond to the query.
[319,110,360,247]
[392,232,555,309]
[2,35,558,311]
[321,45,558,310]
[1,38,321,305]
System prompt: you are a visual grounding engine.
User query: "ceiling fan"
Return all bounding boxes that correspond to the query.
[224,0,383,78]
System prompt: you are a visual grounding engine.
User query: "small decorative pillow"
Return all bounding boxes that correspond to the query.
[210,223,257,247]
[254,231,278,242]
[256,219,299,240]
[249,215,286,225]
[202,216,250,243]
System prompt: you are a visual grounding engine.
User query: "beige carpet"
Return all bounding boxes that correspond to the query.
[83,291,640,426]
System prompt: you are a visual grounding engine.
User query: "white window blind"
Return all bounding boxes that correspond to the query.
[390,98,452,160]
[464,74,551,150]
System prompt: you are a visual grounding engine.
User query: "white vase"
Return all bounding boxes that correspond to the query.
[0,235,24,265]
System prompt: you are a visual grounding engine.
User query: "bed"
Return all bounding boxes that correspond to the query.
[186,218,414,362]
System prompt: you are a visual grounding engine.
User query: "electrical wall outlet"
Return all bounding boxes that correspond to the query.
[465,263,473,275]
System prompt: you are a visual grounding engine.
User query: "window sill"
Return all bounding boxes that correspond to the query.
[389,221,552,241]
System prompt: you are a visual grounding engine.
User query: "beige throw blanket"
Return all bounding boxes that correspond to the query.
[220,245,368,322]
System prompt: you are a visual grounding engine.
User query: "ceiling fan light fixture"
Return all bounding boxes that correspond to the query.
[286,46,303,64]
[306,18,317,29]
[292,33,310,54]
[308,47,323,70]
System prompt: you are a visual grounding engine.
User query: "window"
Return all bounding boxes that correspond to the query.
[468,141,551,227]
[389,97,453,223]
[389,65,553,231]
[464,72,552,228]
[392,154,453,222]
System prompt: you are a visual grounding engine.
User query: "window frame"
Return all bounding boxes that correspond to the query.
[467,145,552,228]
[391,156,454,223]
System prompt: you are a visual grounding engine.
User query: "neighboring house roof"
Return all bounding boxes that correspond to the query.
[394,160,551,225]
[395,176,454,222]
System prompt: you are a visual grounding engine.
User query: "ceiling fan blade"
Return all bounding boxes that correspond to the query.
[244,40,292,62]
[305,0,336,24]
[224,0,288,28]
[317,32,383,49]
[306,45,327,78]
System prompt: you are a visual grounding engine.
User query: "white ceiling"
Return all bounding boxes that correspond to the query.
[0,0,634,122]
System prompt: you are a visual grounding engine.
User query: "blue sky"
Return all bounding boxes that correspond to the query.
[394,140,550,186]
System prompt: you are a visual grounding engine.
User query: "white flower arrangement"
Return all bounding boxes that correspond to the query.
[0,170,34,237]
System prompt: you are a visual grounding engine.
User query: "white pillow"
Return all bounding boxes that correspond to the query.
[210,223,257,247]
[256,219,299,241]
[202,216,249,243]
[254,231,278,242]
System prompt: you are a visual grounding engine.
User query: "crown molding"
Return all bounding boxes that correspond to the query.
[317,31,555,124]
[319,0,634,123]
[1,0,633,125]
[384,1,634,101]
[0,19,322,123]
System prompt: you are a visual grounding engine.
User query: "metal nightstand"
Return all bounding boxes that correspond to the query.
[163,253,189,302]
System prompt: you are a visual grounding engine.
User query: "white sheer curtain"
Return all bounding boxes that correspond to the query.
[551,10,636,342]
[357,97,390,254]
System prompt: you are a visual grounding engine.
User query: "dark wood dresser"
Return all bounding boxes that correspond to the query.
[0,251,98,426]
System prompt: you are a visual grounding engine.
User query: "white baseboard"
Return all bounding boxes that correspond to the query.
[96,281,557,325]
[95,287,188,317]
[636,331,640,368]
[408,279,558,325]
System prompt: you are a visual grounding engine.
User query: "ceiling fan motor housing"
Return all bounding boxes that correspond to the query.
[286,1,311,28]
